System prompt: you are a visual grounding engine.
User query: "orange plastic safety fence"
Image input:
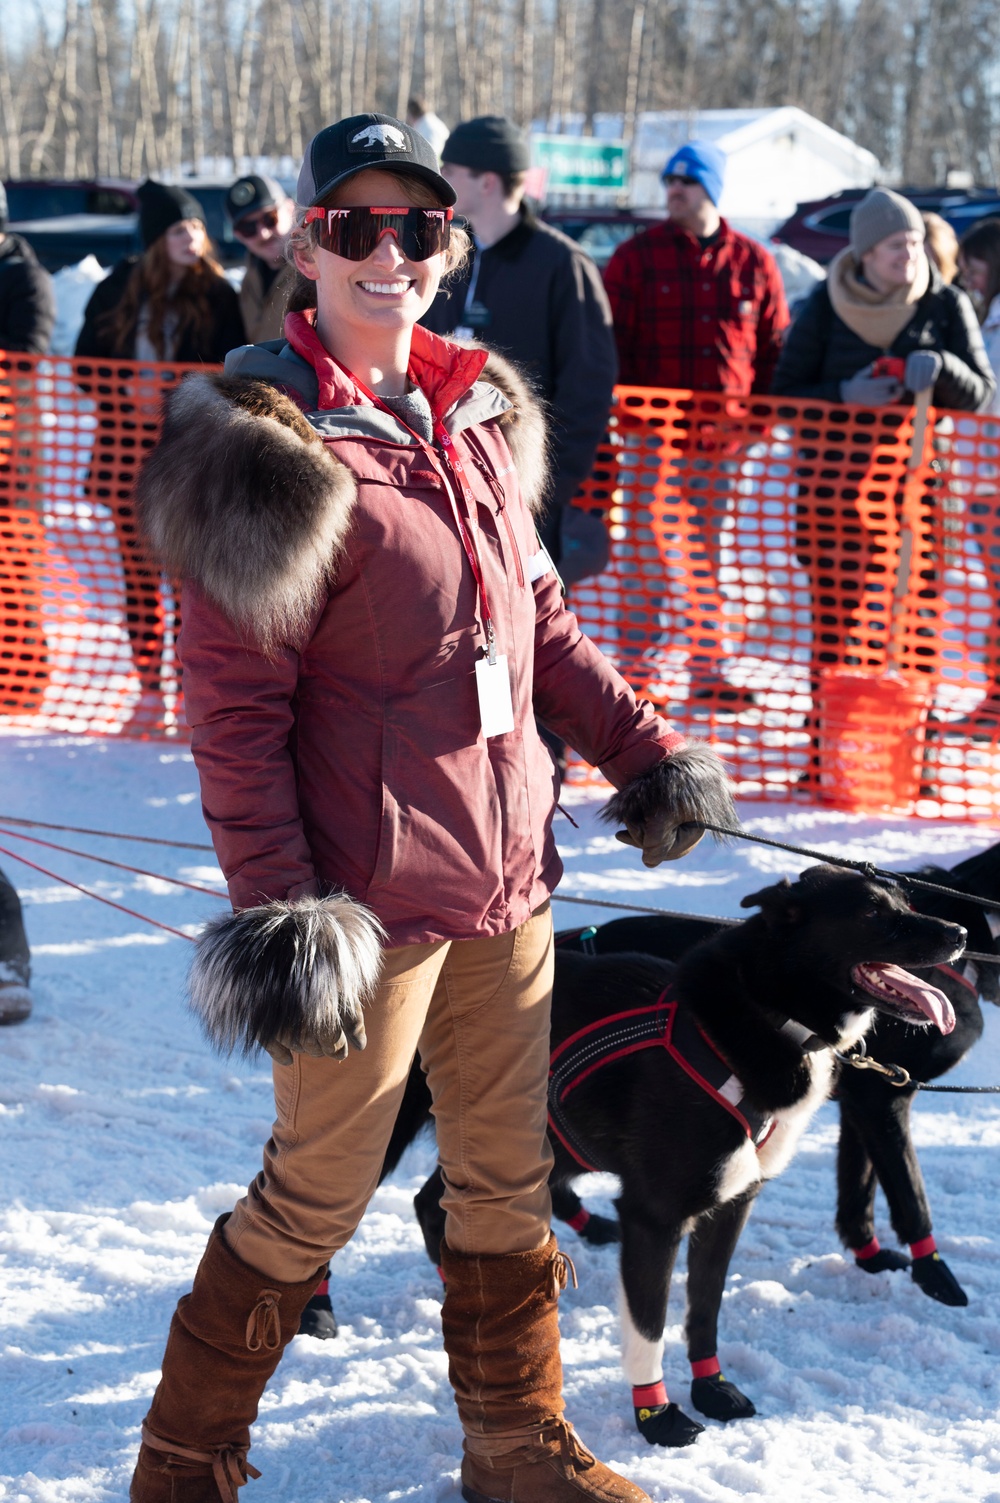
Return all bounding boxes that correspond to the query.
[0,350,213,738]
[568,386,1000,819]
[5,355,1000,820]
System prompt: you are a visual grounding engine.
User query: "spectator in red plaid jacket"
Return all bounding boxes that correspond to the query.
[602,142,789,707]
[603,141,788,393]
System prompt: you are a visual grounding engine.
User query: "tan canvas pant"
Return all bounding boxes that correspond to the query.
[224,903,556,1283]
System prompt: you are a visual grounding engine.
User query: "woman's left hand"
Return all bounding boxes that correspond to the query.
[904,350,943,393]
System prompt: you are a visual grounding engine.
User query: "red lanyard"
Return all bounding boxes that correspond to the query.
[335,360,497,662]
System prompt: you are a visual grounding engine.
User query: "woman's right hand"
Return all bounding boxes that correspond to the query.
[840,362,903,405]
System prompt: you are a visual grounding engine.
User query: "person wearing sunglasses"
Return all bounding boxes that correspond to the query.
[130,110,733,1503]
[224,174,298,342]
[603,141,789,710]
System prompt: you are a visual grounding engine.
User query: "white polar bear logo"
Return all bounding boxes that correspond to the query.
[351,124,407,151]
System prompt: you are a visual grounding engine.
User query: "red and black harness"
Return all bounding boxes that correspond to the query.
[548,982,777,1173]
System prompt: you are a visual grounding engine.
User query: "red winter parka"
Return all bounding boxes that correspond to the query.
[138,313,682,946]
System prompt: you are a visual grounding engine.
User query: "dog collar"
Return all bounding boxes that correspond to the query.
[777,1017,827,1052]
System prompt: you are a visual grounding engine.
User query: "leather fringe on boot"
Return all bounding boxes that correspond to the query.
[130,1215,324,1502]
[440,1235,649,1503]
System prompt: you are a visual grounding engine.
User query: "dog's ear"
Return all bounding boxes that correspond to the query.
[739,877,802,926]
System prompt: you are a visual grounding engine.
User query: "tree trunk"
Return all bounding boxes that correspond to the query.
[396,0,416,119]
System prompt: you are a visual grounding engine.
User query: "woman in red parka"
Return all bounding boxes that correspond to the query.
[130,114,735,1503]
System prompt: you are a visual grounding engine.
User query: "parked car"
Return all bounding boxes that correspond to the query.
[539,206,662,267]
[7,213,142,272]
[3,178,138,220]
[6,176,294,273]
[772,186,1000,264]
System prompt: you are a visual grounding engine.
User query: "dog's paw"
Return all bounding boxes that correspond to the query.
[690,1373,756,1421]
[578,1212,621,1246]
[297,1292,338,1340]
[634,1402,705,1447]
[911,1251,969,1307]
[855,1247,911,1274]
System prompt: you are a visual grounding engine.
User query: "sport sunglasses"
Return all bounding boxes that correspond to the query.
[303,204,454,261]
[664,173,701,187]
[233,207,281,238]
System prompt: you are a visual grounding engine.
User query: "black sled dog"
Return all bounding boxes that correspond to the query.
[305,866,964,1447]
[567,839,1000,1308]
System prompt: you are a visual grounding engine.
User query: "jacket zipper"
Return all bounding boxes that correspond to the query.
[470,453,525,588]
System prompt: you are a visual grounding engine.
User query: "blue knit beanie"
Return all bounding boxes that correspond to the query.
[662,141,726,206]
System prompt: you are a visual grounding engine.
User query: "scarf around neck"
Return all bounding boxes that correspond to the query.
[827,246,930,350]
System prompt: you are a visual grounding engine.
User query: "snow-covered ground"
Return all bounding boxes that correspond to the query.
[1,735,998,1502]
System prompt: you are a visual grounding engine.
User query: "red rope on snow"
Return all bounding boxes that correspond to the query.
[0,814,214,852]
[0,826,228,899]
[0,843,197,942]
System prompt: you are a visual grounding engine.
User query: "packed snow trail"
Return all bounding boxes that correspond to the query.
[1,735,998,1502]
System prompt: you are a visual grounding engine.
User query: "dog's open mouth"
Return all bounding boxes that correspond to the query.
[851,963,956,1034]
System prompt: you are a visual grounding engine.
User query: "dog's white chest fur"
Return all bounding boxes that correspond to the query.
[714,1049,837,1203]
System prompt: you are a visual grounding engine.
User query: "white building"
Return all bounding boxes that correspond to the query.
[543,106,880,236]
[631,108,879,231]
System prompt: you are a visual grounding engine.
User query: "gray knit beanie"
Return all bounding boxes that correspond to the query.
[849,188,925,261]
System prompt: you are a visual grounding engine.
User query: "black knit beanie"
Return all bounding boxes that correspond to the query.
[442,116,530,174]
[137,180,205,250]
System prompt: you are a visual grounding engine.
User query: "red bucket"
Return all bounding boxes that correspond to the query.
[815,669,933,813]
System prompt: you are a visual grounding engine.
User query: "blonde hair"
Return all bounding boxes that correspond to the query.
[922,212,959,286]
[288,169,470,297]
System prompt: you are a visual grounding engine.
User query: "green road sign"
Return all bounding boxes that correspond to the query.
[531,135,628,191]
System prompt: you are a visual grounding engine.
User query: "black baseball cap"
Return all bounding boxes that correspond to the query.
[225,174,286,225]
[296,113,457,207]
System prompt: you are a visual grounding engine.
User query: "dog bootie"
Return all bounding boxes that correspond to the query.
[297,1267,337,1339]
[912,1250,969,1307]
[690,1372,756,1422]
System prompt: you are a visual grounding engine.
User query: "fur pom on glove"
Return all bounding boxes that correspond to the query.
[601,744,738,866]
[189,894,386,1064]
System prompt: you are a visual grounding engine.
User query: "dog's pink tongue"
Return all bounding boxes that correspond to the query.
[865,963,956,1034]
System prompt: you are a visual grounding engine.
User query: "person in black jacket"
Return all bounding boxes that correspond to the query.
[0,183,56,354]
[75,181,245,723]
[75,180,245,363]
[422,116,617,587]
[773,189,993,411]
[772,188,995,775]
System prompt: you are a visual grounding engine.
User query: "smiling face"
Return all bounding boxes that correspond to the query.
[293,169,447,343]
[861,229,925,291]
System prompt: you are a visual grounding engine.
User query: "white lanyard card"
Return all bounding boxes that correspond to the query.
[475,654,515,738]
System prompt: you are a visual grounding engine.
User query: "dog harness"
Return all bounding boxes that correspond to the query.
[548,986,784,1173]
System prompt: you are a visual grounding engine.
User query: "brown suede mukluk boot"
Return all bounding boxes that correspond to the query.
[440,1235,650,1503]
[130,1216,324,1502]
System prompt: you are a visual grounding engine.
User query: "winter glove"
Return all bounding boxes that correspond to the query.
[262,1018,367,1067]
[904,349,943,394]
[614,816,705,866]
[189,894,385,1062]
[839,363,903,406]
[601,744,738,870]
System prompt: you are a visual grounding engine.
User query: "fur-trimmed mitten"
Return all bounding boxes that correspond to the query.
[602,743,737,866]
[189,894,386,1064]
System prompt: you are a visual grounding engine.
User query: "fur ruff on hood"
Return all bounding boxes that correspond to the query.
[136,346,548,655]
